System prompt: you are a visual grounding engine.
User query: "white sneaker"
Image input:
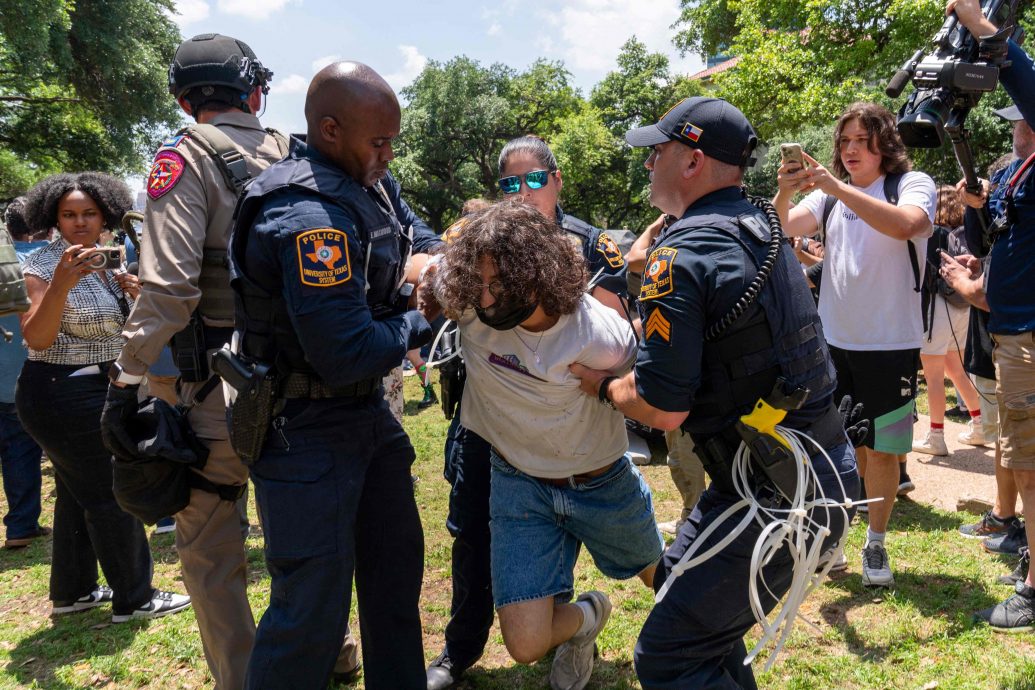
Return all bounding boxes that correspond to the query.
[550,591,611,690]
[959,421,987,447]
[52,585,114,615]
[817,547,848,573]
[861,541,895,588]
[112,590,191,623]
[912,430,948,456]
[657,519,683,536]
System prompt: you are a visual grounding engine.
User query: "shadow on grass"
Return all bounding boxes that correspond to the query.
[0,539,51,574]
[454,657,639,688]
[8,613,144,689]
[999,662,1035,690]
[868,497,963,533]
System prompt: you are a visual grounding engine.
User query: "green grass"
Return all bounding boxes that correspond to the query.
[2,374,1033,689]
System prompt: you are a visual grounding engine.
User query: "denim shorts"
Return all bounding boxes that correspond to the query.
[488,451,664,608]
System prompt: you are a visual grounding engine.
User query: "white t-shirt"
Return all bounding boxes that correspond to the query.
[458,294,637,478]
[798,171,936,350]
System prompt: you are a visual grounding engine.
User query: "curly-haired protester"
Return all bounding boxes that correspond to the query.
[430,201,663,690]
[15,172,190,623]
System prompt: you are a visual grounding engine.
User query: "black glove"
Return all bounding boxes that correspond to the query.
[101,383,141,460]
[403,309,433,351]
[838,394,869,448]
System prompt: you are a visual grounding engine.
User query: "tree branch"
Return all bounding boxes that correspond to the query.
[0,95,81,104]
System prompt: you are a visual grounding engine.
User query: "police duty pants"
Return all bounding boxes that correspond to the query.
[246,394,425,690]
[635,442,858,689]
[440,416,494,669]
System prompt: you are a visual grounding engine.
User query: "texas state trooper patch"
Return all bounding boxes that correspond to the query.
[296,228,351,287]
[596,232,625,268]
[640,246,677,301]
[147,150,186,200]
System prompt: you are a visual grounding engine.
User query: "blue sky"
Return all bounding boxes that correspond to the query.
[170,0,705,136]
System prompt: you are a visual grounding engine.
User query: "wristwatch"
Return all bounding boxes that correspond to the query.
[108,362,144,387]
[598,376,618,411]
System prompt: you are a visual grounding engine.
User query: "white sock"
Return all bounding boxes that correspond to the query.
[574,600,596,636]
[866,528,885,545]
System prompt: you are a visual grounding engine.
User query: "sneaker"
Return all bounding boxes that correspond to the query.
[818,547,848,573]
[3,525,53,549]
[417,386,437,410]
[984,521,1028,555]
[959,420,987,447]
[861,541,894,588]
[426,652,466,690]
[897,470,915,497]
[52,585,114,615]
[998,548,1031,586]
[111,590,191,623]
[657,518,685,536]
[977,582,1035,632]
[912,430,948,456]
[945,404,969,421]
[154,517,176,535]
[960,510,1015,539]
[550,591,612,690]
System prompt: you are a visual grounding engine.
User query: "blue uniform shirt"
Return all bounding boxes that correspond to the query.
[556,207,626,286]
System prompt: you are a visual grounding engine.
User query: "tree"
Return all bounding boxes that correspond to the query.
[0,0,181,199]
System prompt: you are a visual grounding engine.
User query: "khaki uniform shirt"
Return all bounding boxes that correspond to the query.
[118,110,285,377]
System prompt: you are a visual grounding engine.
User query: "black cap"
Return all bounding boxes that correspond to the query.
[168,33,273,100]
[625,97,758,167]
[995,104,1023,121]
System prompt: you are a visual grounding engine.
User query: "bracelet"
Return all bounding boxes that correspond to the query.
[598,376,618,410]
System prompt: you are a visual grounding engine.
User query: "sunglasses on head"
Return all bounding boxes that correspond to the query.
[498,169,552,195]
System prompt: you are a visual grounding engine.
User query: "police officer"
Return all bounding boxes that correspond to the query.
[99,33,291,690]
[227,61,439,689]
[426,135,627,689]
[570,97,858,688]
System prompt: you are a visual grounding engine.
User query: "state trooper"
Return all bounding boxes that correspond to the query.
[99,34,364,688]
[571,97,858,688]
[227,61,441,689]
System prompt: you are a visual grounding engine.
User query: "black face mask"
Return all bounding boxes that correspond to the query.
[475,300,537,331]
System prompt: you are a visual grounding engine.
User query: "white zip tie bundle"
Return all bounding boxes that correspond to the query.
[424,319,462,369]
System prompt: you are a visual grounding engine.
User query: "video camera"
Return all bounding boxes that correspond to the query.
[887,0,1021,208]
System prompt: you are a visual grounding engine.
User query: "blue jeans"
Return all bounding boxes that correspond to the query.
[635,442,859,689]
[0,402,44,539]
[440,415,494,669]
[245,394,425,690]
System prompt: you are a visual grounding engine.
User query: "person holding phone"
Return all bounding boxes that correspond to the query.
[15,172,191,624]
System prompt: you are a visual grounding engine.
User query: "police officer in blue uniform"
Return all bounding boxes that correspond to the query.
[426,135,627,689]
[227,62,440,689]
[571,97,858,688]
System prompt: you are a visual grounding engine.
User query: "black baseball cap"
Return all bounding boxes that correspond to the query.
[625,97,758,167]
[994,104,1023,121]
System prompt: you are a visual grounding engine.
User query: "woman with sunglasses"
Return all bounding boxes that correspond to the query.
[497,135,626,313]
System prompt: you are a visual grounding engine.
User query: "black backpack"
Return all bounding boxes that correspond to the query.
[819,173,922,293]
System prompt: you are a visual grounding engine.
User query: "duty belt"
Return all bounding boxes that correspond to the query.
[280,372,380,399]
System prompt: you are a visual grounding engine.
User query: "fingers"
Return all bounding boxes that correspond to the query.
[802,151,820,166]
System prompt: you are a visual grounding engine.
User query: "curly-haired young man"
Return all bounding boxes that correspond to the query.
[432,201,664,690]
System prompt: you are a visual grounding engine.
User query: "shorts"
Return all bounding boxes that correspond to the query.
[992,332,1035,470]
[488,452,664,608]
[921,299,970,356]
[972,374,1000,443]
[830,346,920,454]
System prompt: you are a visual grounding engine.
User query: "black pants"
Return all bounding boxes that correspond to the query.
[245,394,425,690]
[440,416,494,668]
[16,360,154,614]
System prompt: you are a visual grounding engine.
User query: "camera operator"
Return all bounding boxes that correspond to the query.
[949,0,1035,632]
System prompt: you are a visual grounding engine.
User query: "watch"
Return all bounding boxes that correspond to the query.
[598,376,618,411]
[108,362,144,386]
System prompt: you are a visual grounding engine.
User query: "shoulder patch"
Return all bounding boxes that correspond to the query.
[161,134,188,149]
[147,150,186,200]
[595,232,625,268]
[644,307,671,343]
[639,246,677,301]
[296,228,352,287]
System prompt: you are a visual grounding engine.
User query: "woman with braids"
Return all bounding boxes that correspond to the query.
[16,172,190,623]
[428,201,663,690]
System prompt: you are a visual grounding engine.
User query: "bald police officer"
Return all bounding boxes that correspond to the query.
[572,97,857,688]
[101,34,288,689]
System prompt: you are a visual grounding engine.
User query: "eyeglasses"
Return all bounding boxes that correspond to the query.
[479,279,504,299]
[498,170,552,195]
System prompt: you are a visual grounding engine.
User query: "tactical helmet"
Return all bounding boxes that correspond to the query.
[168,34,273,107]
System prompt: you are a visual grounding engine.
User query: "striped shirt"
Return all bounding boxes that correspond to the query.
[21,238,130,365]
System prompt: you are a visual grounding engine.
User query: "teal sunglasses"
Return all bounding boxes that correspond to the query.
[498,169,552,195]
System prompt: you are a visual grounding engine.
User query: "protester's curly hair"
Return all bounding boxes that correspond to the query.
[437,201,587,320]
[23,172,133,233]
[831,102,912,181]
[935,184,965,228]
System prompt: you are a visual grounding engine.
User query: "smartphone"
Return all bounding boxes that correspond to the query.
[780,143,806,172]
[82,247,123,271]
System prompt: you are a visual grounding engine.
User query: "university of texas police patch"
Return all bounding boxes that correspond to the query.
[296,228,351,287]
[595,232,625,268]
[640,246,677,300]
[147,150,186,200]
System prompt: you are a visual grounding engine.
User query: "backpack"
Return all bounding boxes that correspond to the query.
[0,224,30,319]
[819,172,922,293]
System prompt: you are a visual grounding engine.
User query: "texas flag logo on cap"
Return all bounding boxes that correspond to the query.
[681,122,703,142]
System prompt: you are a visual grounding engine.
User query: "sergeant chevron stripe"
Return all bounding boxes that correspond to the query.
[645,308,671,343]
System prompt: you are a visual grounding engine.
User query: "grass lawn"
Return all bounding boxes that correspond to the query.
[2,374,1034,689]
